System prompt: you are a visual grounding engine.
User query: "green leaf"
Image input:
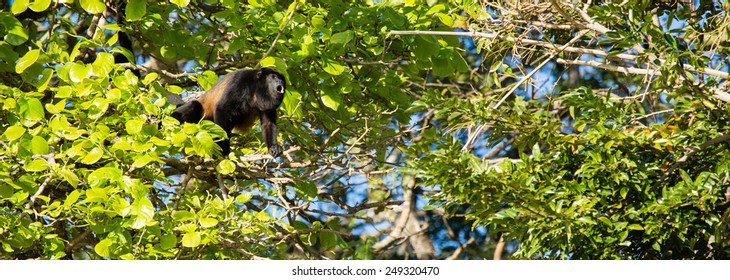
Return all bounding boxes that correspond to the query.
[322,58,345,75]
[20,97,44,121]
[437,13,454,27]
[330,30,354,45]
[197,70,218,90]
[160,234,177,250]
[282,89,303,118]
[33,68,53,91]
[69,63,91,83]
[0,184,14,199]
[181,232,201,247]
[260,56,277,68]
[295,181,318,200]
[0,12,29,45]
[131,154,155,168]
[319,232,337,249]
[58,168,79,188]
[87,167,122,188]
[80,147,104,165]
[412,36,439,60]
[142,72,158,85]
[10,0,29,14]
[126,0,146,21]
[29,0,51,12]
[92,52,114,77]
[173,211,195,222]
[2,126,25,140]
[256,211,271,221]
[236,193,253,204]
[192,131,221,157]
[620,187,628,199]
[627,224,644,231]
[131,197,154,229]
[171,0,191,7]
[259,56,287,72]
[598,216,612,227]
[94,239,113,257]
[216,159,236,175]
[16,49,39,73]
[199,217,218,228]
[24,158,49,172]
[79,0,105,14]
[84,188,108,203]
[321,91,341,111]
[64,190,81,208]
[30,136,49,155]
[125,119,145,134]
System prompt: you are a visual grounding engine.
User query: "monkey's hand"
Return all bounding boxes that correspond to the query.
[268,144,283,158]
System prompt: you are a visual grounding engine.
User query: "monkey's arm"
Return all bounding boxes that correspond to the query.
[260,110,283,157]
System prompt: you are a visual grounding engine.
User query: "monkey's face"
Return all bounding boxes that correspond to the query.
[265,73,286,100]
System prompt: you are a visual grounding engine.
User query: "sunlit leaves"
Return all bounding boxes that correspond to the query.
[127,0,147,21]
[80,147,104,164]
[87,167,122,188]
[10,0,29,14]
[94,239,113,257]
[0,12,28,45]
[79,0,105,14]
[2,126,25,140]
[330,30,354,45]
[321,91,341,111]
[125,119,146,135]
[321,58,345,75]
[58,169,79,188]
[197,70,218,90]
[130,197,154,229]
[30,136,49,155]
[236,193,253,204]
[29,0,51,12]
[24,158,49,172]
[216,159,236,175]
[69,62,92,83]
[159,234,177,250]
[282,88,303,118]
[181,232,201,247]
[18,97,44,122]
[259,56,288,73]
[0,0,515,261]
[171,0,191,8]
[199,217,218,228]
[192,131,221,157]
[15,49,39,73]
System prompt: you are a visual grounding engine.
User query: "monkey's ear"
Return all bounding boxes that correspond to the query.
[255,69,262,79]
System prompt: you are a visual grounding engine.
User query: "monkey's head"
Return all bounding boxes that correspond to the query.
[258,68,286,102]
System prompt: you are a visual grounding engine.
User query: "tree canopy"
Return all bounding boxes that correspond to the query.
[1,0,729,259]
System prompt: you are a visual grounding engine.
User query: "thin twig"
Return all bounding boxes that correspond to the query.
[26,147,55,210]
[259,0,299,63]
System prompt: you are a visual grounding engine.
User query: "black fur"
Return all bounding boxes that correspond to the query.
[171,68,286,157]
[170,100,203,123]
[111,1,140,77]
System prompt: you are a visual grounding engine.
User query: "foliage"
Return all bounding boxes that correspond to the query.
[0,0,489,260]
[410,1,730,259]
[2,0,729,260]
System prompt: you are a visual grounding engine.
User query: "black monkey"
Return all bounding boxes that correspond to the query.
[171,68,287,157]
[111,1,140,77]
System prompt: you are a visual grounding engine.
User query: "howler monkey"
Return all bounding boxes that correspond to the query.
[171,68,287,157]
